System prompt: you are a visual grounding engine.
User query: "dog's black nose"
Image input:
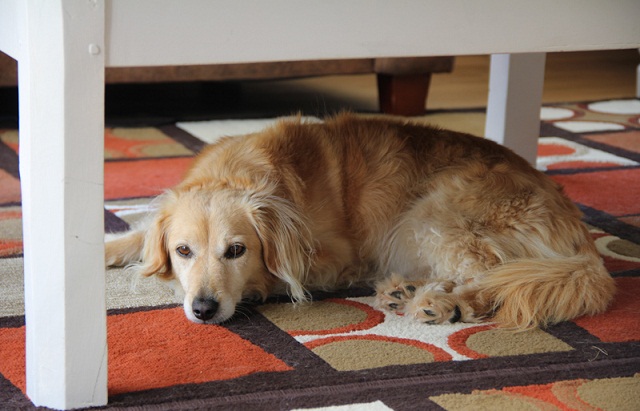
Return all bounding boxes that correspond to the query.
[192,297,219,321]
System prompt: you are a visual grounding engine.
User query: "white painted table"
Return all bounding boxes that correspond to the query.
[0,0,638,408]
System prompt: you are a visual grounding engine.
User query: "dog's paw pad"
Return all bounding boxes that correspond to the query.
[423,309,437,317]
[374,275,426,314]
[374,290,407,313]
[405,289,461,325]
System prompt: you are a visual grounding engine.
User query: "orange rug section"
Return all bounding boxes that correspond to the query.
[550,168,640,217]
[0,169,20,204]
[0,240,22,257]
[573,277,640,343]
[104,157,193,200]
[0,307,292,396]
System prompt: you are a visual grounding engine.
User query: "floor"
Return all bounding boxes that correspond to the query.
[0,49,638,128]
[241,50,640,114]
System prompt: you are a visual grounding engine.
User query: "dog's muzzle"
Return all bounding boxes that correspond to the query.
[192,296,219,321]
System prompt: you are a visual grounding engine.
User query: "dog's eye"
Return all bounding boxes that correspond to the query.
[176,245,192,258]
[224,243,246,259]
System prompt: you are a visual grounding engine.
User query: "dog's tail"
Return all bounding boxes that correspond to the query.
[473,254,616,330]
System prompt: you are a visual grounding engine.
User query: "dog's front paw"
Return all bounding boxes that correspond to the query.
[374,274,425,314]
[405,289,460,324]
[405,283,480,325]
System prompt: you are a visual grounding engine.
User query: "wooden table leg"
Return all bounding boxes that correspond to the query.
[636,49,640,98]
[377,73,431,116]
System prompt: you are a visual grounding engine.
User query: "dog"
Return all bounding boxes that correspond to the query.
[106,114,615,330]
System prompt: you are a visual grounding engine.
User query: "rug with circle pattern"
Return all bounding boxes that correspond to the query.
[0,100,638,410]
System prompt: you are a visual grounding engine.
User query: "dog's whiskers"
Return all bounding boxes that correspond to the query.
[233,299,259,321]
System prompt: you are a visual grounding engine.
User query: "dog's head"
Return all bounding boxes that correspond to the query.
[137,186,312,323]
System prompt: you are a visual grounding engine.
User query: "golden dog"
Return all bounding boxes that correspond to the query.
[106,114,615,329]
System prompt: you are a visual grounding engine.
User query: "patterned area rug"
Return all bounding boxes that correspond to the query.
[1,100,639,410]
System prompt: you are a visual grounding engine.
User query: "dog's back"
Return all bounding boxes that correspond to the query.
[182,115,529,273]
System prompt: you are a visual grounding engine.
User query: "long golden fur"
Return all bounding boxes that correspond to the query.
[106,114,615,329]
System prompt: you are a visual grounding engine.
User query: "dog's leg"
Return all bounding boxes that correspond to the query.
[105,230,145,267]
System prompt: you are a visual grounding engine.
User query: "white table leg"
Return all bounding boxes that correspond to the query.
[485,53,546,165]
[19,0,107,408]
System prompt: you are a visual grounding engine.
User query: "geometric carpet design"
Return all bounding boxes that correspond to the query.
[0,100,639,410]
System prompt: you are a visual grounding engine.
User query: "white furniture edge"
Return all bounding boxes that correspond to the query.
[1,0,639,409]
[1,1,108,408]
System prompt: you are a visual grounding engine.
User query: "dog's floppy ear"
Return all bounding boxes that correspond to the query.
[137,193,176,280]
[249,193,313,302]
